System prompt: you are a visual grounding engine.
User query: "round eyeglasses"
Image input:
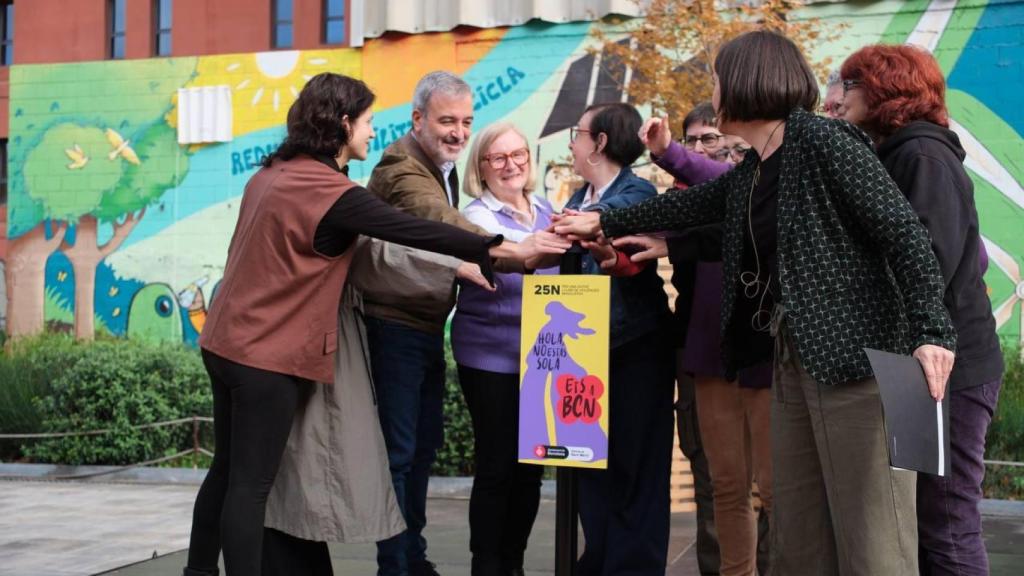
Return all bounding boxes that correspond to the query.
[569,126,592,143]
[683,133,724,149]
[481,148,530,170]
[842,79,862,95]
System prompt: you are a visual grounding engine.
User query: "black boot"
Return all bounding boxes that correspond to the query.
[183,568,219,576]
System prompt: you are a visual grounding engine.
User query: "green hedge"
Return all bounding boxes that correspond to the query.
[434,341,475,476]
[0,334,84,458]
[0,335,211,465]
[2,333,1020,497]
[982,346,1024,500]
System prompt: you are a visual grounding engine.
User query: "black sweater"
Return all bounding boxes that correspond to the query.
[877,121,1004,390]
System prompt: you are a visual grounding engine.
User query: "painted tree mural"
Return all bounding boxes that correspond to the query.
[4,220,66,336]
[19,121,186,339]
[6,57,196,339]
[1,5,1022,346]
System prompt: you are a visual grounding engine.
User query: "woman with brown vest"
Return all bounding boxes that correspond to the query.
[182,73,555,576]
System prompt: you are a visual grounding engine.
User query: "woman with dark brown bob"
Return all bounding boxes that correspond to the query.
[842,44,1004,576]
[183,73,558,576]
[554,30,957,574]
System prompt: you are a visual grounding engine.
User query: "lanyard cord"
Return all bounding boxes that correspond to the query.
[739,120,785,333]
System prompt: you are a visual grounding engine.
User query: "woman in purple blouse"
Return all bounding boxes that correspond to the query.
[451,122,558,576]
[619,108,774,576]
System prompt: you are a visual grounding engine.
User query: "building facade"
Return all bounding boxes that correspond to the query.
[1,0,1022,345]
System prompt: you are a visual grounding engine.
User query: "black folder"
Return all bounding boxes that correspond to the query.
[864,348,951,477]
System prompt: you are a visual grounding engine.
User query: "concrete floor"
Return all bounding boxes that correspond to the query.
[0,475,1021,576]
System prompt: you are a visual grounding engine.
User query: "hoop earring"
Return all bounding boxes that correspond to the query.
[586,152,603,167]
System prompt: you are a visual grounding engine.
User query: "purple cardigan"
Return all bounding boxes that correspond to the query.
[654,141,731,186]
[656,142,774,389]
[451,194,558,374]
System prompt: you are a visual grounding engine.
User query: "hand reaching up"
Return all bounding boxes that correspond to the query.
[638,117,673,157]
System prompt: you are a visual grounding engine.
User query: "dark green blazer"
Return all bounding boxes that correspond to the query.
[601,108,956,386]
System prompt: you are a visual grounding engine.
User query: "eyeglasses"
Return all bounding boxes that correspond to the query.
[711,145,751,163]
[683,133,724,149]
[569,126,592,143]
[482,148,530,170]
[842,79,861,95]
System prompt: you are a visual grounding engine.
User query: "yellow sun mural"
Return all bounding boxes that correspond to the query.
[174,48,361,137]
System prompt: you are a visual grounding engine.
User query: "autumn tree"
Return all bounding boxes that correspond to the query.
[593,0,839,129]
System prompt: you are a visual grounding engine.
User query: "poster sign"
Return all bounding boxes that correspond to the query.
[518,275,610,469]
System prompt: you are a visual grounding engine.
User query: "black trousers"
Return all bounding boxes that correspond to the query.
[457,365,544,575]
[262,528,333,576]
[186,349,310,576]
[577,329,676,576]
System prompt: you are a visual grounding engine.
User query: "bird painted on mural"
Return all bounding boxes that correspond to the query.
[105,128,141,165]
[64,144,89,170]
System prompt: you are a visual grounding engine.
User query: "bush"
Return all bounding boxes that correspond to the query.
[0,333,86,459]
[434,340,475,476]
[22,339,211,466]
[983,345,1024,500]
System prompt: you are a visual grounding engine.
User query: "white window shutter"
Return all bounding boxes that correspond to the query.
[177,85,233,144]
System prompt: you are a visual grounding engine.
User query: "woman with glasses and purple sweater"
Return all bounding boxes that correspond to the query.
[621,106,773,576]
[451,122,561,576]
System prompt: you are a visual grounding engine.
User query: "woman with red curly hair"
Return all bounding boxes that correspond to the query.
[842,44,1004,576]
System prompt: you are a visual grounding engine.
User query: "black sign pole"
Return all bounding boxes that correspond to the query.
[554,242,587,576]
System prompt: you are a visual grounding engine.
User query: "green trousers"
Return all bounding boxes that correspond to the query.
[770,324,918,576]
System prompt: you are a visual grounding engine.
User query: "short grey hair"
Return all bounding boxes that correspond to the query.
[826,68,842,89]
[412,71,472,114]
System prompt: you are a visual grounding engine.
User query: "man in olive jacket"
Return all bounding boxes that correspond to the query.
[363,71,495,576]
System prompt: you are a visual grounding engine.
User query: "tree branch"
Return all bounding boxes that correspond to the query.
[98,206,146,259]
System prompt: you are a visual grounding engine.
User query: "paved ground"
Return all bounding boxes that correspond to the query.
[97,497,703,576]
[0,471,1022,576]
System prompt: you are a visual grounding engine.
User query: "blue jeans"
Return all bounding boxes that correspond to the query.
[366,317,446,576]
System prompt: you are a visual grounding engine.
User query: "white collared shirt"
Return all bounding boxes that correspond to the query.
[463,191,551,242]
[440,161,456,206]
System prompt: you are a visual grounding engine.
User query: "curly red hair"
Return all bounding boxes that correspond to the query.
[841,44,948,137]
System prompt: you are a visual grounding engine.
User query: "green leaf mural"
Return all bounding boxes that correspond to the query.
[5,57,197,339]
[23,123,124,220]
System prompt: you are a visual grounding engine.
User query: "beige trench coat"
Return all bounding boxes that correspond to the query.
[264,281,405,543]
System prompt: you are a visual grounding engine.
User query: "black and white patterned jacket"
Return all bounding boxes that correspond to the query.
[601,108,956,386]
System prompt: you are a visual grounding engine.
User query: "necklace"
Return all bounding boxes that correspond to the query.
[739,120,785,333]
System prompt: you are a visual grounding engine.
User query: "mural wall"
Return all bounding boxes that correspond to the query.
[4,0,1024,345]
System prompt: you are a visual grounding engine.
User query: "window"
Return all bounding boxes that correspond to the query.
[323,0,344,45]
[272,0,293,49]
[1,139,7,205]
[109,0,126,59]
[1,1,13,66]
[154,0,171,56]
